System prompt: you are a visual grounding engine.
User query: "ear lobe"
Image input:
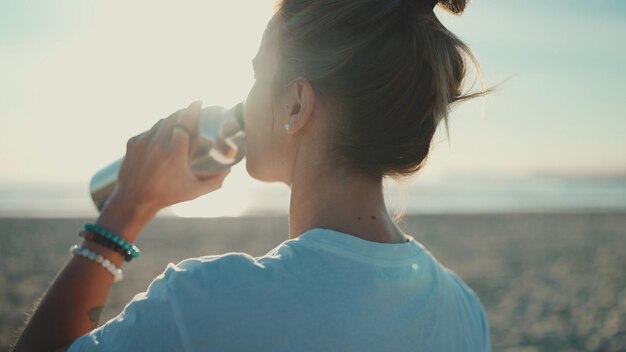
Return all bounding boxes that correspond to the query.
[286,104,301,130]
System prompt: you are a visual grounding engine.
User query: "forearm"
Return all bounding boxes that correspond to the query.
[12,99,224,351]
[13,201,157,352]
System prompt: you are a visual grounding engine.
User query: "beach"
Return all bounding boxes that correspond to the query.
[1,213,625,351]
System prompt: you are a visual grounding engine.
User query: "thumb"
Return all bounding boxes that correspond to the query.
[193,168,231,195]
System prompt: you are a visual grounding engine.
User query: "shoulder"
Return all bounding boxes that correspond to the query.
[175,251,262,271]
[158,251,271,288]
[160,237,307,286]
[441,267,485,312]
[441,268,492,349]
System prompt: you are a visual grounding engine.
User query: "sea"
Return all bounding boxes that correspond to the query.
[1,172,624,218]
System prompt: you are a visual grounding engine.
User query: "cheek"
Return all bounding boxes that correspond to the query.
[245,81,269,122]
[245,81,276,139]
[243,82,276,167]
[243,83,258,130]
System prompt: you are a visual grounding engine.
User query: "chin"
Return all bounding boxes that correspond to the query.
[244,157,257,179]
[245,157,266,182]
[245,157,284,184]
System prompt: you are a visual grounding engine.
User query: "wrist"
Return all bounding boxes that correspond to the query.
[80,239,128,268]
[96,198,157,243]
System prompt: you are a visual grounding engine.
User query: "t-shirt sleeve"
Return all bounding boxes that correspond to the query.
[479,303,492,352]
[68,263,185,352]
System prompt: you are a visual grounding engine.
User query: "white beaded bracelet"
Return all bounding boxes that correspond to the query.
[69,245,124,283]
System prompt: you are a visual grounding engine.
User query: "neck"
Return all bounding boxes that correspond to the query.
[287,157,407,244]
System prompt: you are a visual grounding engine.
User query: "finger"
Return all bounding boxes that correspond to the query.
[165,100,202,155]
[143,118,165,141]
[176,100,203,137]
[170,124,193,164]
[127,120,161,152]
[194,167,232,181]
[129,117,162,142]
[193,168,231,196]
[154,107,186,145]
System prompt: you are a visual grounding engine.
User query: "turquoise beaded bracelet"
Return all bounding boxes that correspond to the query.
[84,223,141,260]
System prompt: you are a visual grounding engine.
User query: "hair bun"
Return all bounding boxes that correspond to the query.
[435,0,467,15]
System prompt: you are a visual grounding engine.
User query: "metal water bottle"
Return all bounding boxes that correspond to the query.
[89,103,246,212]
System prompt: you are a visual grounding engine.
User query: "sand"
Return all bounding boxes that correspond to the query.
[1,213,625,351]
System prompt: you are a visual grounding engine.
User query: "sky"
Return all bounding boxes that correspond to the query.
[0,0,625,217]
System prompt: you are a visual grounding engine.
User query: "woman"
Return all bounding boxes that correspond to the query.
[14,0,491,350]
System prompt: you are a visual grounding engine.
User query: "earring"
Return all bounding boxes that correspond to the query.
[284,123,290,131]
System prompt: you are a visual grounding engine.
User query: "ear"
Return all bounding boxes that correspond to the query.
[284,78,315,135]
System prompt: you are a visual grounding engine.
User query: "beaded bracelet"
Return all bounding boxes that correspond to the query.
[70,245,124,282]
[84,223,141,260]
[79,230,134,262]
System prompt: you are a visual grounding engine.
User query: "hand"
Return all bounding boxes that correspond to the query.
[108,100,232,213]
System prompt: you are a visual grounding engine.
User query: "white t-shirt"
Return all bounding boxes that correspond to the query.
[69,227,491,351]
